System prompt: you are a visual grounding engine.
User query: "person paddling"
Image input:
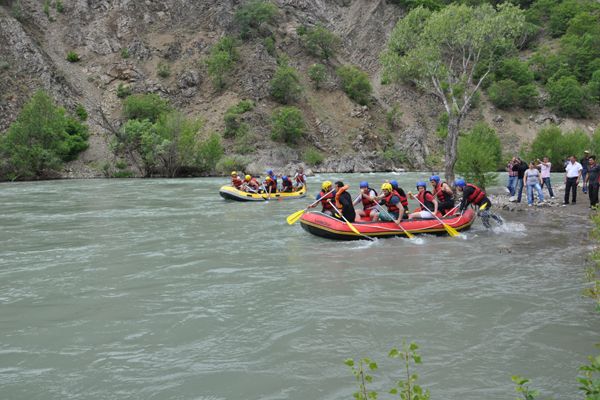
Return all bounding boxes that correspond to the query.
[371,183,401,222]
[407,181,438,219]
[308,181,336,216]
[243,174,260,192]
[353,181,378,219]
[293,167,306,191]
[263,175,277,196]
[455,178,503,228]
[429,175,455,215]
[281,175,294,192]
[332,181,356,222]
[231,171,244,189]
[390,180,410,217]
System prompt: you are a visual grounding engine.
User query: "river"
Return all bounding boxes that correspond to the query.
[1,173,598,400]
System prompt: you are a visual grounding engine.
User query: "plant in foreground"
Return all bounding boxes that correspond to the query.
[512,376,539,400]
[344,357,378,400]
[389,341,430,400]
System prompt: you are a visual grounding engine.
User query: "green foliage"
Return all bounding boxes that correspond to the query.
[122,93,170,123]
[308,63,327,89]
[198,133,224,173]
[383,148,408,166]
[270,64,303,104]
[75,104,88,121]
[206,36,239,90]
[588,70,600,103]
[456,122,501,189]
[386,104,403,130]
[389,341,430,400]
[587,207,600,310]
[578,354,600,399]
[488,79,518,109]
[516,84,540,109]
[120,48,130,59]
[303,147,324,166]
[495,58,534,86]
[11,0,22,21]
[224,100,255,138]
[528,47,563,84]
[263,35,276,56]
[157,61,171,78]
[116,83,132,99]
[527,126,591,171]
[0,91,89,180]
[345,357,378,400]
[234,0,278,39]
[66,51,80,62]
[435,112,449,139]
[216,155,248,175]
[55,0,63,13]
[547,75,588,117]
[387,0,443,11]
[337,65,372,105]
[271,106,305,144]
[511,376,540,400]
[43,0,50,18]
[548,0,585,37]
[302,25,340,60]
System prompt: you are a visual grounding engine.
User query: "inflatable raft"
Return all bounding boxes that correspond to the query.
[219,185,306,202]
[299,208,476,240]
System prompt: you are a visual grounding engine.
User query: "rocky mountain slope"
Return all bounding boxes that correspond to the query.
[0,0,598,178]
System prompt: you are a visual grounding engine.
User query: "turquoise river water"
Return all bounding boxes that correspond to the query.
[1,173,598,400]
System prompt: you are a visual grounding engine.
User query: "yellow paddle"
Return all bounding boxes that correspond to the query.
[328,200,374,241]
[411,194,460,237]
[374,203,415,239]
[286,189,334,225]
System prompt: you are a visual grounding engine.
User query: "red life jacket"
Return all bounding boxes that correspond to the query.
[466,183,486,205]
[433,182,453,202]
[295,174,306,184]
[398,191,408,209]
[264,179,277,192]
[319,190,335,210]
[361,188,378,210]
[231,177,243,188]
[416,190,435,211]
[382,190,401,214]
[247,178,260,189]
[281,178,293,192]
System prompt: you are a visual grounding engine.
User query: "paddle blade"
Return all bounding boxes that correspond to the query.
[286,209,306,225]
[346,221,364,237]
[443,223,460,237]
[404,230,415,239]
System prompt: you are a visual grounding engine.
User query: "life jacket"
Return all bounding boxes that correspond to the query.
[466,183,486,205]
[382,190,401,214]
[433,182,453,202]
[397,190,409,209]
[335,185,349,209]
[295,174,306,184]
[416,190,435,212]
[231,177,243,189]
[319,190,335,210]
[247,178,260,189]
[264,179,277,192]
[361,188,378,210]
[281,178,293,191]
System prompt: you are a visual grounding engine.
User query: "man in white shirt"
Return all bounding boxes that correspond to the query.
[564,155,583,205]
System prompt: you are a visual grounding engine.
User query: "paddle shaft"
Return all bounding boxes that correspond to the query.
[411,195,459,236]
[374,203,414,239]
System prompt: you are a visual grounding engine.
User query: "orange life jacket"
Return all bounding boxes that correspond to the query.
[433,182,453,202]
[466,183,486,205]
[335,185,349,209]
[231,177,243,188]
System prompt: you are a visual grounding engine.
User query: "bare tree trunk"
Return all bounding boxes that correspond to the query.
[444,114,462,185]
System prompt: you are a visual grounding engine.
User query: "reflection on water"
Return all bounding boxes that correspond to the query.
[0,175,598,400]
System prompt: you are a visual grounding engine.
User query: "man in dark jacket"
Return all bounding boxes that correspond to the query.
[331,181,356,222]
[581,150,591,194]
[586,155,600,208]
[512,158,528,203]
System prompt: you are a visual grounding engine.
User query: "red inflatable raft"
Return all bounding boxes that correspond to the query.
[299,209,476,240]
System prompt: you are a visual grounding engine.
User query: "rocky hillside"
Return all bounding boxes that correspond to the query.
[0,0,598,178]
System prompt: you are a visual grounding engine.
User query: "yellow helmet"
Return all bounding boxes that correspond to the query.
[381,182,392,191]
[245,175,251,181]
[266,176,272,181]
[231,171,237,176]
[322,180,332,190]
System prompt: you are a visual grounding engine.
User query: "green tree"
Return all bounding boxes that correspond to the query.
[271,106,305,144]
[456,122,502,189]
[588,70,600,103]
[547,75,588,117]
[0,91,89,180]
[495,58,534,86]
[308,63,327,89]
[527,126,590,171]
[123,93,170,122]
[270,64,303,104]
[381,3,526,184]
[516,84,540,109]
[197,133,224,173]
[336,65,372,105]
[205,37,239,90]
[488,79,519,109]
[302,25,340,60]
[234,0,278,39]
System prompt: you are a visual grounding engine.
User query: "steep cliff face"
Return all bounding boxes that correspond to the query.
[0,0,597,178]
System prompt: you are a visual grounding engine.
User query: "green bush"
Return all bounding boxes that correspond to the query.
[336,65,372,105]
[122,93,170,122]
[0,91,89,180]
[233,127,256,154]
[435,112,448,139]
[383,148,408,165]
[527,125,591,171]
[198,133,224,173]
[270,64,303,104]
[271,106,305,144]
[216,155,248,175]
[549,0,584,37]
[386,104,403,130]
[55,0,63,13]
[516,84,540,109]
[588,70,600,102]
[66,51,80,62]
[234,0,278,39]
[116,83,132,99]
[547,75,588,117]
[75,104,88,121]
[224,100,254,138]
[263,36,276,56]
[206,36,239,90]
[302,25,340,60]
[488,79,518,109]
[456,122,502,189]
[303,147,324,166]
[120,48,130,59]
[157,61,171,78]
[308,63,327,89]
[528,48,563,84]
[495,58,534,86]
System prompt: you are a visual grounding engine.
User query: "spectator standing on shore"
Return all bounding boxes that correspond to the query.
[524,161,544,206]
[586,155,600,208]
[581,150,590,193]
[537,157,555,199]
[512,157,528,202]
[506,157,518,196]
[564,155,583,206]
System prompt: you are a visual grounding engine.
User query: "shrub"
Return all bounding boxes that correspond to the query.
[383,148,408,165]
[516,84,540,109]
[270,64,303,104]
[234,0,278,39]
[0,91,89,180]
[116,83,132,99]
[435,112,448,139]
[206,36,239,90]
[66,51,80,62]
[233,126,256,154]
[588,70,600,102]
[495,58,534,86]
[157,61,171,78]
[308,63,326,89]
[198,133,224,173]
[75,104,88,121]
[386,104,403,130]
[528,48,563,84]
[263,36,276,56]
[303,147,324,166]
[120,48,130,59]
[224,100,255,138]
[549,0,583,37]
[122,93,170,122]
[527,126,591,171]
[456,122,502,189]
[547,75,588,117]
[488,79,518,109]
[55,0,63,13]
[216,155,248,175]
[271,106,305,144]
[43,0,50,18]
[302,25,340,60]
[337,65,372,106]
